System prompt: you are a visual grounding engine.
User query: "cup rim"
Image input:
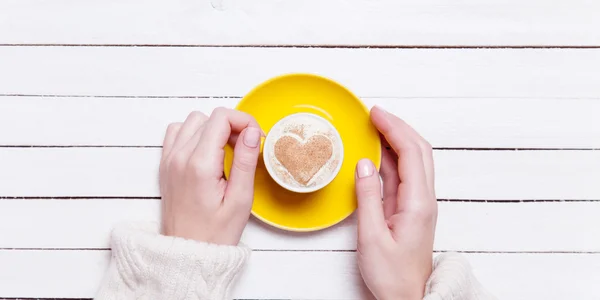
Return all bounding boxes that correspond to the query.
[262,112,344,193]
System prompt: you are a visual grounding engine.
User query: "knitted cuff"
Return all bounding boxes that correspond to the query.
[424,253,496,300]
[109,222,250,300]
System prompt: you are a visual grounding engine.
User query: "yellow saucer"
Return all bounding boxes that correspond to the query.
[224,74,381,232]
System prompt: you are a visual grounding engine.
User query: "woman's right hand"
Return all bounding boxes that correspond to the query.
[159,108,263,246]
[354,106,438,300]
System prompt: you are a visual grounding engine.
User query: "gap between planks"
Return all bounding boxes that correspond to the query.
[0,196,598,202]
[1,44,600,49]
[0,248,597,254]
[2,94,600,99]
[1,146,599,151]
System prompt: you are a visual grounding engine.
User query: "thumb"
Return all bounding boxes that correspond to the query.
[225,127,262,207]
[355,159,388,240]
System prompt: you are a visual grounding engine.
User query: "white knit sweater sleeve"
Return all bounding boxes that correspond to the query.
[424,253,497,300]
[95,223,493,300]
[94,222,250,300]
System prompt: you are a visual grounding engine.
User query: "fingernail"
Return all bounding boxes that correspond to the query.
[356,159,374,178]
[374,105,388,116]
[244,127,261,148]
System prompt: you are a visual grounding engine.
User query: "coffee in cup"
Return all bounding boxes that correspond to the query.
[262,113,344,193]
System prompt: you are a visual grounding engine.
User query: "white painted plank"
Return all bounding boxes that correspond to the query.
[0,148,597,200]
[0,250,598,299]
[1,47,599,98]
[0,0,599,46]
[1,97,599,148]
[0,200,597,252]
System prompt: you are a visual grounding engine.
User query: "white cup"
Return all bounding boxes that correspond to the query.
[262,113,344,193]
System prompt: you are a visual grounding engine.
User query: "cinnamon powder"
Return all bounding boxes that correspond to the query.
[274,135,333,185]
[288,124,306,139]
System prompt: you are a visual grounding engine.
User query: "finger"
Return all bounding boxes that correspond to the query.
[160,123,182,198]
[224,127,262,210]
[195,107,260,161]
[380,145,400,219]
[228,133,240,147]
[387,116,435,193]
[228,129,266,148]
[175,123,208,166]
[394,121,434,197]
[171,112,209,155]
[370,106,427,188]
[355,159,388,241]
[161,123,182,161]
[420,141,435,194]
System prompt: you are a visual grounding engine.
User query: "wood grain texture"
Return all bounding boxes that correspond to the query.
[1,97,599,149]
[0,0,598,46]
[1,250,599,299]
[0,148,597,200]
[1,2,599,298]
[0,200,598,252]
[1,47,599,98]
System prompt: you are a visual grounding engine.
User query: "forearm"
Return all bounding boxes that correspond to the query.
[95,222,250,300]
[424,253,496,300]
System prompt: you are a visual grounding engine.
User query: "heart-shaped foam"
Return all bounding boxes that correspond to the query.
[274,134,334,185]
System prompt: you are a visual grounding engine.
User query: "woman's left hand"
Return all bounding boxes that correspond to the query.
[159,108,263,245]
[354,107,437,300]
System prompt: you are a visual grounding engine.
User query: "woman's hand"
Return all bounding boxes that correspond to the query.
[355,106,438,300]
[159,108,263,245]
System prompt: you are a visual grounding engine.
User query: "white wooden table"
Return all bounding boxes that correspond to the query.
[1,0,599,299]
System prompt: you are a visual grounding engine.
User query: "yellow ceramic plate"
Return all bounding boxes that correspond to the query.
[224,74,381,232]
